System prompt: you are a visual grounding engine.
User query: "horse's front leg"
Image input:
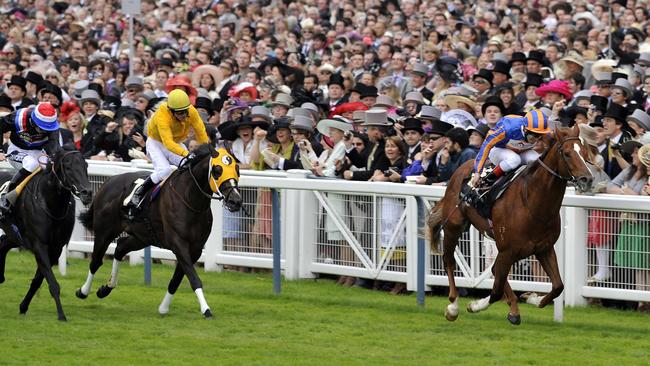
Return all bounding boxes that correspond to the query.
[158,264,185,315]
[536,248,564,308]
[173,240,212,319]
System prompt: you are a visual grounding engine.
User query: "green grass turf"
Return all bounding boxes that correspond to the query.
[0,251,648,366]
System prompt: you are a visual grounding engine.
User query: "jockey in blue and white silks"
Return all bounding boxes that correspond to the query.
[471,109,550,187]
[0,103,61,219]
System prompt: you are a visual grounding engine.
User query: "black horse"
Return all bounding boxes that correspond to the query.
[0,145,93,321]
[76,144,243,318]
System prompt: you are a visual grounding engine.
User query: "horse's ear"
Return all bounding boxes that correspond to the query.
[571,123,581,136]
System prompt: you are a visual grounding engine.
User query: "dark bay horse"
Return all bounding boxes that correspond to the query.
[75,144,242,318]
[428,124,593,324]
[0,146,93,321]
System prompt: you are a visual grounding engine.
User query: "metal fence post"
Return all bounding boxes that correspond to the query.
[144,246,151,286]
[272,188,281,295]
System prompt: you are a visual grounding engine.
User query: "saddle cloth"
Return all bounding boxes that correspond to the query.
[122,176,170,207]
[461,165,527,219]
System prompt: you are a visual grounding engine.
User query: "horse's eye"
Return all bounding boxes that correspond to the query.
[212,165,223,177]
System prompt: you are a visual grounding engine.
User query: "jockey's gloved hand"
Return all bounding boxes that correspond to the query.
[186,152,197,161]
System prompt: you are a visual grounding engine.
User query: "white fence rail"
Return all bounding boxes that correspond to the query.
[4,160,649,307]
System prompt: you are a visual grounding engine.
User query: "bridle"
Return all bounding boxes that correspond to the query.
[179,154,243,213]
[536,136,587,183]
[49,150,84,198]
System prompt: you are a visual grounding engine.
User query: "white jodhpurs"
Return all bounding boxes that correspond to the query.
[488,147,539,172]
[6,143,45,172]
[146,138,187,184]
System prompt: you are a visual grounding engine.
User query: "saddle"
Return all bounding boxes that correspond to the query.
[461,165,527,219]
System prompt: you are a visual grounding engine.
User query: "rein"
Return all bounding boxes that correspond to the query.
[50,150,84,197]
[535,136,582,182]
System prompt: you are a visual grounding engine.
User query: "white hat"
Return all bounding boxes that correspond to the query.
[317,117,353,136]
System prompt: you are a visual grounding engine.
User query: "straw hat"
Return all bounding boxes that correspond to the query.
[639,143,650,169]
[317,117,353,137]
[443,94,477,110]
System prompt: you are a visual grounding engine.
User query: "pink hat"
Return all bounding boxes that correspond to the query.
[535,80,572,101]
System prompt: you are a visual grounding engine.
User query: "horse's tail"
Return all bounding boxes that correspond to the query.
[427,201,444,254]
[78,205,94,232]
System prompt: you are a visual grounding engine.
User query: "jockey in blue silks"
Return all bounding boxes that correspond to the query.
[471,109,551,188]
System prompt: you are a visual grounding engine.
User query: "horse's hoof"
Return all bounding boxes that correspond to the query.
[203,309,213,319]
[0,275,5,284]
[467,303,477,313]
[444,309,458,322]
[19,303,28,314]
[96,285,113,299]
[75,289,88,299]
[507,313,521,325]
[58,315,67,322]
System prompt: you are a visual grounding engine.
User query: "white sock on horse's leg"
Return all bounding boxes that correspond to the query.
[194,288,210,314]
[158,292,174,315]
[469,296,491,313]
[80,271,94,295]
[446,298,459,317]
[109,259,120,288]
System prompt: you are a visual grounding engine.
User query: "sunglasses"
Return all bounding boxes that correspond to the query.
[173,110,189,117]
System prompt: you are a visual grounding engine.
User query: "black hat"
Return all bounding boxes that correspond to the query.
[266,116,292,143]
[40,82,63,105]
[328,73,345,87]
[527,50,545,64]
[25,71,44,87]
[103,95,122,111]
[218,115,269,141]
[195,97,213,114]
[88,82,105,98]
[401,118,424,134]
[428,119,454,136]
[445,127,469,149]
[353,83,378,98]
[7,75,26,93]
[524,73,544,88]
[481,95,505,116]
[590,95,608,114]
[472,69,493,86]
[492,60,510,76]
[0,95,13,111]
[159,58,174,68]
[603,103,629,124]
[470,123,491,139]
[611,71,628,83]
[509,52,526,66]
[589,115,604,128]
[561,106,588,127]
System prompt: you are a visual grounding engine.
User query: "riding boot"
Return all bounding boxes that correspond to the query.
[126,176,155,219]
[480,165,505,188]
[0,169,31,221]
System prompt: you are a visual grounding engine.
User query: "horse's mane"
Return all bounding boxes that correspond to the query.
[518,126,573,180]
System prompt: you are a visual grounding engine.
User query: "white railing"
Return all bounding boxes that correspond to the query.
[3,160,650,307]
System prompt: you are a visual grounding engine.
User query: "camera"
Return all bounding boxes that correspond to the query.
[611,143,622,151]
[383,167,400,177]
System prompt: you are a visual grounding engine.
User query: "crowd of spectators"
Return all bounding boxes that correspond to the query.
[1,0,650,307]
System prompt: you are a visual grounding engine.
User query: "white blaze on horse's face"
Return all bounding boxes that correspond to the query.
[573,142,593,178]
[208,148,240,194]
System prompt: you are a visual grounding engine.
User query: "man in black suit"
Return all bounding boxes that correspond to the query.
[400,118,423,164]
[342,110,391,181]
[601,104,633,179]
[409,63,433,104]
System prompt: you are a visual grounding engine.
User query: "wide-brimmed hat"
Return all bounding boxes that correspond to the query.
[403,91,424,105]
[271,93,293,108]
[524,73,544,88]
[603,103,629,124]
[418,105,442,121]
[591,59,617,76]
[481,95,505,116]
[441,109,478,128]
[558,50,585,68]
[79,89,102,106]
[611,78,633,97]
[535,80,572,101]
[371,95,395,109]
[317,116,353,136]
[621,140,643,158]
[444,93,477,110]
[267,116,292,143]
[363,110,392,126]
[627,109,650,131]
[218,116,269,141]
[290,115,314,133]
[250,105,273,124]
[467,123,491,139]
[472,69,493,86]
[578,124,600,148]
[638,143,650,168]
[155,48,180,61]
[191,64,223,88]
[318,63,335,74]
[7,75,26,92]
[401,118,424,134]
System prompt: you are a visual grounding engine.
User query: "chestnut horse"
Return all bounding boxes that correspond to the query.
[427,124,593,325]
